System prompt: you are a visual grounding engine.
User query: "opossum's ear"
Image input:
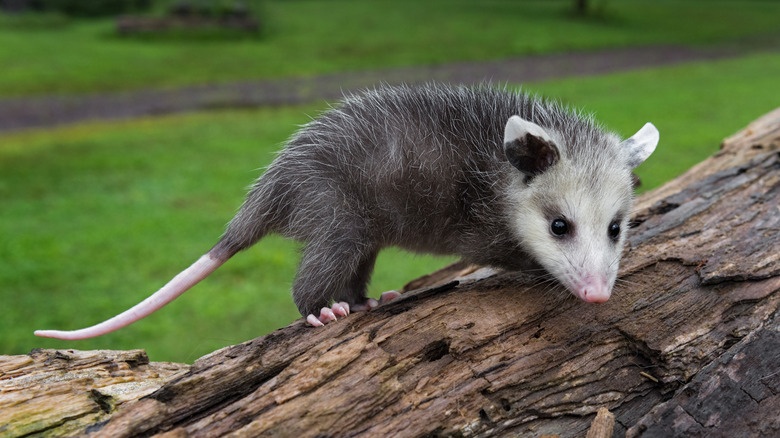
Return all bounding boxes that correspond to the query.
[621,122,659,169]
[503,115,560,178]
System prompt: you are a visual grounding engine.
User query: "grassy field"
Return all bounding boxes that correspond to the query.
[0,0,779,96]
[2,51,778,363]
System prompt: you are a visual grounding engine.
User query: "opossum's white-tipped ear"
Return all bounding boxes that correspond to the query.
[504,115,554,144]
[504,115,560,178]
[622,122,659,169]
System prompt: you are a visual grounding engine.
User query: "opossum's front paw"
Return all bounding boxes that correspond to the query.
[306,302,350,327]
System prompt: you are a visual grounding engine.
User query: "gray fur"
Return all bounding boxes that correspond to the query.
[210,83,647,316]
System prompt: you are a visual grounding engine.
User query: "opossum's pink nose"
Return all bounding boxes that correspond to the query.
[581,288,610,303]
[576,276,611,303]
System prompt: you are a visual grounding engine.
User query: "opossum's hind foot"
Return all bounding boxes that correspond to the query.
[306,301,350,327]
[381,290,402,301]
[351,290,402,311]
[306,291,402,327]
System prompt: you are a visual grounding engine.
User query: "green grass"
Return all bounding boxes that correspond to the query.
[2,52,778,363]
[1,0,779,97]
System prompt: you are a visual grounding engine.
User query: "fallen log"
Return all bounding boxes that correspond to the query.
[1,108,778,437]
[0,350,188,437]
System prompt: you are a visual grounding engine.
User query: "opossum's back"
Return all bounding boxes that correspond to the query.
[280,85,533,189]
[261,85,525,246]
[307,84,526,157]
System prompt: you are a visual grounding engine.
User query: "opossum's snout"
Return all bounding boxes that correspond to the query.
[571,274,611,303]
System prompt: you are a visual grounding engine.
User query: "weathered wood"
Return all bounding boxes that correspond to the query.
[1,108,778,437]
[587,408,616,438]
[0,349,188,437]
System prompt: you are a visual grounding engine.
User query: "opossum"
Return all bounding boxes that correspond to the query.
[34,83,658,339]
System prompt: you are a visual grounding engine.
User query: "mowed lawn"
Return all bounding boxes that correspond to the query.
[1,0,779,96]
[2,51,778,362]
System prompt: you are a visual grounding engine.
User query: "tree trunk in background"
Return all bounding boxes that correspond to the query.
[2,108,778,437]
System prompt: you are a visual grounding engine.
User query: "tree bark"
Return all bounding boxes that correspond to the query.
[0,349,188,437]
[2,108,778,437]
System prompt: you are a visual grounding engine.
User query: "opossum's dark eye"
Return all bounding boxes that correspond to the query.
[608,221,621,241]
[550,218,569,237]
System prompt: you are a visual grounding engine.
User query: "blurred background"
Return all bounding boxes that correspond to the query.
[1,0,778,363]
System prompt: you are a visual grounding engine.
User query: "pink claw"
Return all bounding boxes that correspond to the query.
[306,302,351,327]
[351,298,379,312]
[306,314,325,327]
[320,307,338,322]
[380,290,401,303]
[332,301,350,317]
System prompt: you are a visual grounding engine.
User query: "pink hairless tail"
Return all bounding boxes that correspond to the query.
[34,254,224,340]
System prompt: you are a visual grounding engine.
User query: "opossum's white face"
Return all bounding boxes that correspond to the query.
[511,164,633,302]
[503,116,658,302]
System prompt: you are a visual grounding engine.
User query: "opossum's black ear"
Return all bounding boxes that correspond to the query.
[503,115,560,179]
[621,122,659,169]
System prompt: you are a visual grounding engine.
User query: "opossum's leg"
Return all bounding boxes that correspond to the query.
[294,234,378,326]
[333,249,400,312]
[303,253,380,326]
[334,250,378,310]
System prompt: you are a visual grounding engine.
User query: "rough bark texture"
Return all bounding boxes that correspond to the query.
[1,108,778,437]
[0,350,188,437]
